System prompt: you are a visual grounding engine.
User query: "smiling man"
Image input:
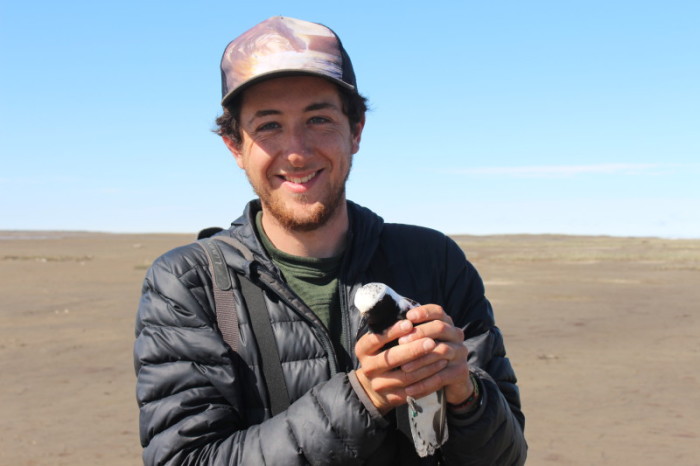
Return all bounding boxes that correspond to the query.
[223,76,360,257]
[134,16,526,465]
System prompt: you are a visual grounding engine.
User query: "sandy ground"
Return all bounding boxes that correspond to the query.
[1,231,698,465]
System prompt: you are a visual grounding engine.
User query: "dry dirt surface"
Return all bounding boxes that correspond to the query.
[1,231,698,465]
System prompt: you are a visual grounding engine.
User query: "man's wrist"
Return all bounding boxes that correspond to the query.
[447,372,481,414]
[349,369,393,416]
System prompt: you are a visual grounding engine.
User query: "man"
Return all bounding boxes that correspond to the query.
[134,16,526,465]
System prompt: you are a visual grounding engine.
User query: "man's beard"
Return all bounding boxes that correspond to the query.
[250,170,350,233]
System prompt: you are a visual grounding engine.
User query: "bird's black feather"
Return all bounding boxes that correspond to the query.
[364,293,402,333]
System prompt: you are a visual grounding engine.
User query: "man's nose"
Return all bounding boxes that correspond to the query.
[285,126,312,166]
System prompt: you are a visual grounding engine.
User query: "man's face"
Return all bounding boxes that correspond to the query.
[225,76,364,232]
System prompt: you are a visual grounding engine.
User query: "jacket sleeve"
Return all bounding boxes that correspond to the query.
[134,247,389,465]
[439,238,527,465]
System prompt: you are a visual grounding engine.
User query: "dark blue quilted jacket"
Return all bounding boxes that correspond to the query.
[134,200,526,465]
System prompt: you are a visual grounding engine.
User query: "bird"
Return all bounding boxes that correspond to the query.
[354,282,448,457]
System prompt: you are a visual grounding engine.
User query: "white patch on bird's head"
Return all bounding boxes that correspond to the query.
[354,282,413,314]
[354,283,388,314]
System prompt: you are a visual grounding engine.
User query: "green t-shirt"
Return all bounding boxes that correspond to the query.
[255,213,344,348]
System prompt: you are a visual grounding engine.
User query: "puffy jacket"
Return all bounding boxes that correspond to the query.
[134,200,527,465]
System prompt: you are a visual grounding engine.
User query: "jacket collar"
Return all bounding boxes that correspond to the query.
[225,199,384,280]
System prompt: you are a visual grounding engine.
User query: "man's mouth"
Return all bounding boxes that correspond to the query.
[282,171,318,184]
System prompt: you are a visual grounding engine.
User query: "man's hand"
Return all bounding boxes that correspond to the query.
[354,304,473,414]
[400,305,474,406]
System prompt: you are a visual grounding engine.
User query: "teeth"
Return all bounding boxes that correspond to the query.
[285,172,316,184]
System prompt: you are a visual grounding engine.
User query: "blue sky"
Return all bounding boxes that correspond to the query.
[1,1,698,238]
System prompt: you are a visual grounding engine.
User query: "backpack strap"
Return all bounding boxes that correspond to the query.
[199,238,240,353]
[198,236,291,416]
[197,226,224,240]
[238,274,290,416]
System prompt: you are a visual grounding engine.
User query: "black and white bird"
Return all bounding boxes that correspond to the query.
[354,283,448,457]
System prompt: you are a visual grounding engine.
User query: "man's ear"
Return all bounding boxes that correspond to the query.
[222,136,245,169]
[351,116,366,155]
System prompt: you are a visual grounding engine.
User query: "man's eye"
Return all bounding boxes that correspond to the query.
[309,116,330,125]
[257,122,280,132]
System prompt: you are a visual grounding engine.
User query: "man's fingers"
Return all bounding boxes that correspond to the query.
[405,304,453,326]
[355,319,413,356]
[400,341,468,373]
[405,361,470,399]
[359,337,437,375]
[383,338,437,368]
[355,300,476,412]
[399,318,464,345]
[360,358,450,395]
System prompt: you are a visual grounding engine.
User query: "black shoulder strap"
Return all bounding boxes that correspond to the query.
[198,236,290,416]
[238,274,290,416]
[197,226,224,240]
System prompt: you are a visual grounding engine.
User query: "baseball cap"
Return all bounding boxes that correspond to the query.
[220,16,358,106]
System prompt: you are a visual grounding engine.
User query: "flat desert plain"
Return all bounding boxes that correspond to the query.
[1,232,698,465]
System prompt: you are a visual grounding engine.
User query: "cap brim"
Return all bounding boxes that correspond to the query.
[221,70,356,106]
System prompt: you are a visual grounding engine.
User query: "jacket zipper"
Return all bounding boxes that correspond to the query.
[338,227,357,370]
[339,281,354,368]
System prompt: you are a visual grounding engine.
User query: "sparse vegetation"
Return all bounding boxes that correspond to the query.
[2,255,94,262]
[452,235,700,270]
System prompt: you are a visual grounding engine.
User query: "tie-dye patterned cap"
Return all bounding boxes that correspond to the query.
[220,16,358,106]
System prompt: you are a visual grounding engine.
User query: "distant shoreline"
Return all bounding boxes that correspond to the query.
[1,230,698,241]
